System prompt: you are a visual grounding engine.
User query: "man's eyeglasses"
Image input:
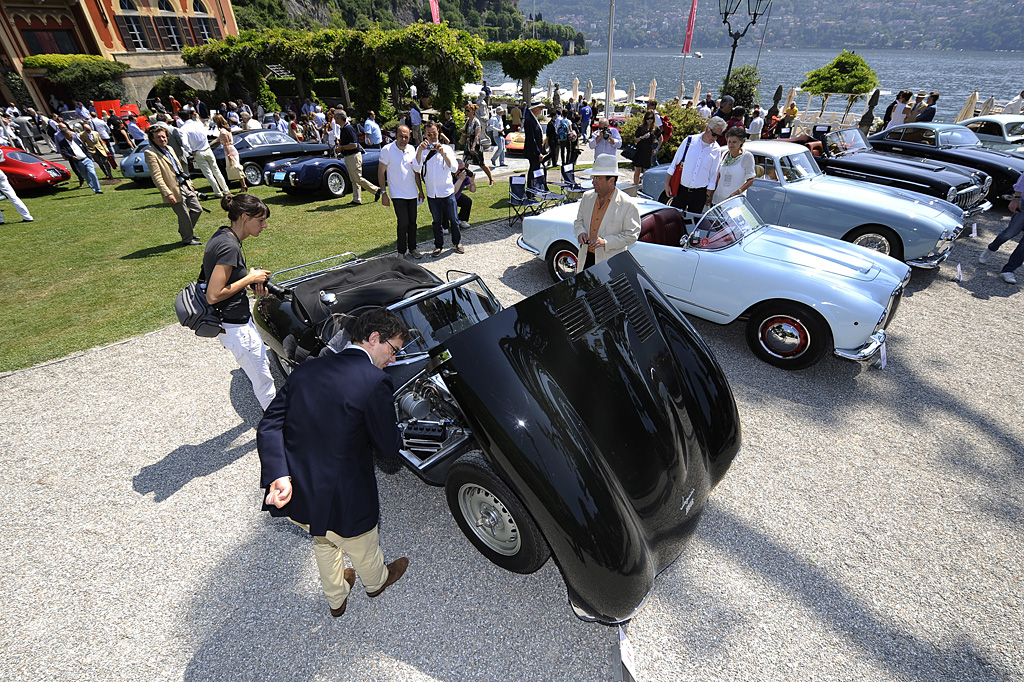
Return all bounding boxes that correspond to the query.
[384,339,401,357]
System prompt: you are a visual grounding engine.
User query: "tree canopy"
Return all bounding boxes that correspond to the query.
[22,54,131,102]
[478,39,561,104]
[800,50,879,115]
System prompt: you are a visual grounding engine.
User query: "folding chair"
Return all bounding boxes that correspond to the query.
[508,174,541,227]
[551,163,592,202]
[525,168,565,210]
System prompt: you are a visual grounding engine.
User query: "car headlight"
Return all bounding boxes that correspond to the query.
[983,176,993,192]
[946,186,957,202]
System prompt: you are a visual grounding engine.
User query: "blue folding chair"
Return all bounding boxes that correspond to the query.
[551,163,592,202]
[508,174,541,227]
[526,168,566,209]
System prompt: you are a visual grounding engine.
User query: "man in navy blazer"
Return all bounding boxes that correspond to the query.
[524,100,545,190]
[257,308,411,618]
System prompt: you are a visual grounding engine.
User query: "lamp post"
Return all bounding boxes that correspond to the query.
[719,0,773,95]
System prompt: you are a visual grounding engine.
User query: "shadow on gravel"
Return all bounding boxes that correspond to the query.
[691,505,1007,681]
[133,422,256,502]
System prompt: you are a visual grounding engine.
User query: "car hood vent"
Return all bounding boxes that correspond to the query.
[557,274,656,342]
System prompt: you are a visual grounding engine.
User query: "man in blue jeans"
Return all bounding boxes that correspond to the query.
[413,121,464,256]
[55,123,102,194]
[978,171,1024,284]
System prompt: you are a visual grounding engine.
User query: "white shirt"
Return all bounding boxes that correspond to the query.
[588,127,622,156]
[412,143,456,198]
[748,115,764,136]
[667,133,722,190]
[409,108,422,126]
[245,118,261,130]
[379,141,419,199]
[180,119,212,153]
[1003,95,1024,115]
[364,118,382,145]
[487,114,503,134]
[696,103,712,120]
[90,117,111,140]
[274,119,288,134]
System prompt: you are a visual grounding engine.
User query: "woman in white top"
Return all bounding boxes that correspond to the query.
[711,127,756,205]
[886,91,911,129]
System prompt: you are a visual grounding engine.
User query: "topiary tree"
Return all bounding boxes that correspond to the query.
[721,64,760,112]
[801,50,879,117]
[479,39,561,107]
[22,54,130,102]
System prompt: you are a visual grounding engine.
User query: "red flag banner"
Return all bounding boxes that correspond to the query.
[682,0,698,54]
[429,0,440,24]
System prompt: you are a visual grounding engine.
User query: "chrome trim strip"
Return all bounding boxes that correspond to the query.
[516,235,541,255]
[964,200,993,217]
[906,249,951,269]
[834,330,887,361]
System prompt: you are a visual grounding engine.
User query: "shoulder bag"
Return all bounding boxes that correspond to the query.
[175,266,223,337]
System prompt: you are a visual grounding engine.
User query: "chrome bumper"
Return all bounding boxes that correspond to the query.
[906,249,952,269]
[964,200,993,218]
[516,235,540,255]
[834,330,886,362]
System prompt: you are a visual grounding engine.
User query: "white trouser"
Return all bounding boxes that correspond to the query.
[192,146,229,196]
[0,170,32,221]
[219,319,276,410]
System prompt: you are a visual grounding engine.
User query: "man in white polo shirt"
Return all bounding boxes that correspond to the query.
[378,124,425,260]
[664,116,726,214]
[413,121,463,256]
[181,110,229,198]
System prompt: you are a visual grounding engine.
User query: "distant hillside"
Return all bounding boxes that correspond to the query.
[529,0,1021,51]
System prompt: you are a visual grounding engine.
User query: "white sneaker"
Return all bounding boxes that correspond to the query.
[978,249,992,264]
[459,221,470,229]
[1000,271,1017,284]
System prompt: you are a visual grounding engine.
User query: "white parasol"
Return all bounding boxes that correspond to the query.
[678,78,685,101]
[627,82,636,105]
[782,86,797,111]
[585,79,593,101]
[649,78,658,102]
[572,76,580,101]
[692,81,702,105]
[547,78,554,100]
[954,90,979,123]
[978,95,995,116]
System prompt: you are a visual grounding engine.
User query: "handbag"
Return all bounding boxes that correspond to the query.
[667,136,693,197]
[174,267,222,337]
[621,143,637,161]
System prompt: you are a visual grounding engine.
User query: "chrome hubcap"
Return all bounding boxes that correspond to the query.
[852,233,891,255]
[458,484,520,555]
[327,172,345,194]
[554,250,578,280]
[759,315,809,358]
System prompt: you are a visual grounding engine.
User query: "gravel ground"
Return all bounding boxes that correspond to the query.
[1,200,1021,681]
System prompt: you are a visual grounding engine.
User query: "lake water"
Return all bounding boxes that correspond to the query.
[480,48,1015,121]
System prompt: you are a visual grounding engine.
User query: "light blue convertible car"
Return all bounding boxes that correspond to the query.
[641,140,965,267]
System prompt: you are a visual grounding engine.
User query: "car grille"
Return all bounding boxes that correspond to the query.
[557,274,656,342]
[954,183,984,210]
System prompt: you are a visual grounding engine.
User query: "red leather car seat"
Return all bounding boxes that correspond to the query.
[639,208,685,247]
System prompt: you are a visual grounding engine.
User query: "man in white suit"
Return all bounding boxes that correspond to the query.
[574,154,641,272]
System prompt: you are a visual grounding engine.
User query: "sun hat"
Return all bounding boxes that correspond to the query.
[582,154,620,177]
[529,100,544,108]
[916,89,927,98]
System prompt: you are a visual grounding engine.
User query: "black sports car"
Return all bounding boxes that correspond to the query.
[212,129,330,187]
[263,150,381,198]
[868,123,1024,201]
[786,128,991,216]
[252,252,741,625]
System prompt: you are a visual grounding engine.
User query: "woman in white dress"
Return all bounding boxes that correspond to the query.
[711,126,756,206]
[886,91,912,129]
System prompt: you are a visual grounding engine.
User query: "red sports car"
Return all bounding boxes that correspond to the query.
[0,146,71,190]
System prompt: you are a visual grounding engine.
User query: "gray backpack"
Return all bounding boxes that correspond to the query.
[174,268,222,337]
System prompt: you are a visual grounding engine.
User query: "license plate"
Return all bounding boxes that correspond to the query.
[46,168,61,177]
[273,171,285,181]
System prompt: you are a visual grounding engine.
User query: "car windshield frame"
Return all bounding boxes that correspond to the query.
[826,128,870,154]
[938,128,982,147]
[777,150,823,182]
[386,274,502,359]
[1005,122,1024,140]
[686,196,766,251]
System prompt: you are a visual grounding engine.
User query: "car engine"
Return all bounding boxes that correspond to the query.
[394,373,473,466]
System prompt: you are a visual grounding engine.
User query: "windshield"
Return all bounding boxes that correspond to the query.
[777,151,822,182]
[939,129,982,147]
[1006,122,1024,140]
[389,277,501,356]
[687,197,765,250]
[826,128,869,154]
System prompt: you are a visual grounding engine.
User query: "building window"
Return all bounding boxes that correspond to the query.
[157,17,185,49]
[193,18,214,42]
[192,0,207,13]
[120,0,137,9]
[21,29,80,55]
[158,0,175,11]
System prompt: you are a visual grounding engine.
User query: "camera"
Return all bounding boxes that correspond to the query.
[601,129,610,140]
[427,142,436,150]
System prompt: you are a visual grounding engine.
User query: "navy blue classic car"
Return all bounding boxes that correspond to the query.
[253,253,741,624]
[868,123,1024,201]
[262,149,381,198]
[787,128,991,216]
[211,129,330,187]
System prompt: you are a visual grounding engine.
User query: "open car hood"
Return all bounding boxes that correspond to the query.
[431,253,741,623]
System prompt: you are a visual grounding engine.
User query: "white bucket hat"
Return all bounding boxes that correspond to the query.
[582,154,620,177]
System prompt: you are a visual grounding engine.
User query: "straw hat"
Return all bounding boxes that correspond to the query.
[583,154,620,177]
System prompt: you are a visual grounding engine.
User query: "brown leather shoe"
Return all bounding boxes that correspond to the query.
[329,568,357,617]
[366,557,408,598]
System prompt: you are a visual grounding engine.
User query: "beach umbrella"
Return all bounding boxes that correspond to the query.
[692,81,701,105]
[954,90,979,123]
[572,77,579,101]
[783,86,797,111]
[649,78,657,102]
[677,78,685,101]
[628,82,636,105]
[585,79,593,101]
[978,95,995,116]
[547,78,554,100]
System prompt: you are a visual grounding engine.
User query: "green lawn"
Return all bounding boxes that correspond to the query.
[1,175,515,372]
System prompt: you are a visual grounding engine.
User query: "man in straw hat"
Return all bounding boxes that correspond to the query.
[573,153,641,274]
[524,99,546,189]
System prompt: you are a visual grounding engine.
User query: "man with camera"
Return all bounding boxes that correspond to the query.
[588,118,622,158]
[146,125,203,245]
[413,121,464,256]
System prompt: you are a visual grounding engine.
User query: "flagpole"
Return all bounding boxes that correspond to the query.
[605,0,615,119]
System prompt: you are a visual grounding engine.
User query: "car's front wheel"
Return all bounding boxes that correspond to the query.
[546,240,579,282]
[445,451,550,574]
[243,162,263,187]
[845,224,904,262]
[322,168,348,198]
[744,301,832,370]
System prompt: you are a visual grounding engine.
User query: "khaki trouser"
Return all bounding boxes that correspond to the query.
[192,146,229,196]
[171,184,202,242]
[290,521,390,609]
[344,152,379,202]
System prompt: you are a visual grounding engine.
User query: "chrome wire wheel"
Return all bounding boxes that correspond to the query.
[325,169,346,196]
[850,231,891,255]
[457,483,521,556]
[243,162,263,186]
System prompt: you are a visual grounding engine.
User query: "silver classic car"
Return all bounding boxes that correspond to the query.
[641,141,965,267]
